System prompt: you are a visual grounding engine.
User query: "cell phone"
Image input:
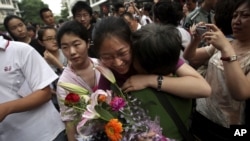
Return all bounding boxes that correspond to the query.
[196,26,208,35]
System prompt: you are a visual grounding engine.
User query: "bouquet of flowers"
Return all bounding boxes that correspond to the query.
[59,65,171,141]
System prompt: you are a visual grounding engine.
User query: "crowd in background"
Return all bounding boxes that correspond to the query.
[1,0,250,141]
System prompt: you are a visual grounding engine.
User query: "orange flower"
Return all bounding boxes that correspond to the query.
[105,119,123,141]
[98,95,107,103]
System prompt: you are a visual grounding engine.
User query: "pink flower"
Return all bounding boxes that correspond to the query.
[110,96,126,111]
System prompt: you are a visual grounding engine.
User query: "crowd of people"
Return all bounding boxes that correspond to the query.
[1,0,250,141]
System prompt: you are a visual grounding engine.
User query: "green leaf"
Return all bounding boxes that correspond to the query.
[95,105,114,121]
[58,82,89,95]
[111,83,125,98]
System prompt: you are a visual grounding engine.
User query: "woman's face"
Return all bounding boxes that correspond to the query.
[41,29,58,52]
[60,33,89,67]
[232,2,250,40]
[183,4,189,14]
[8,18,27,40]
[98,36,132,74]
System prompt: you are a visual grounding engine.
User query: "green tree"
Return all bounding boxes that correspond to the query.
[18,0,48,25]
[61,2,69,20]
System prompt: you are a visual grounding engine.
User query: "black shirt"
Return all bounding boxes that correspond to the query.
[29,39,45,56]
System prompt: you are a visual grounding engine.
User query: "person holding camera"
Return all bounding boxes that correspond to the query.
[183,0,250,140]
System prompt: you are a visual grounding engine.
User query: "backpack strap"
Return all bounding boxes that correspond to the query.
[153,90,194,141]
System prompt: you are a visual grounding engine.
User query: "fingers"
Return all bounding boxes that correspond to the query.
[205,24,219,31]
[121,81,133,93]
[189,24,197,35]
[123,86,133,93]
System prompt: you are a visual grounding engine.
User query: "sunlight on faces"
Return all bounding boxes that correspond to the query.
[99,37,132,74]
[8,19,27,39]
[60,33,89,67]
[232,2,250,40]
[41,29,58,52]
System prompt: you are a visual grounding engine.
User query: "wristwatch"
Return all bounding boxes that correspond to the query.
[157,75,163,91]
[220,55,237,62]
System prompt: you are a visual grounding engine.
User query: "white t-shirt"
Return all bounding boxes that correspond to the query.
[0,36,65,141]
[177,26,191,63]
[140,15,153,26]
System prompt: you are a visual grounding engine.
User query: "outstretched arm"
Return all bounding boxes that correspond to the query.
[183,24,212,68]
[203,24,250,100]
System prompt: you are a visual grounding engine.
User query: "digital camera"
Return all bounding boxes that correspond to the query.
[196,26,209,35]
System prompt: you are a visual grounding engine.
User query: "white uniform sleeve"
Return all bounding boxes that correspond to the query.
[20,46,58,92]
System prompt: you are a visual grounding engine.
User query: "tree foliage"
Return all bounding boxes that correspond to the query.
[61,2,69,20]
[18,0,48,25]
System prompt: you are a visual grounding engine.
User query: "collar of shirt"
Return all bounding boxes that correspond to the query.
[200,7,214,16]
[0,36,9,51]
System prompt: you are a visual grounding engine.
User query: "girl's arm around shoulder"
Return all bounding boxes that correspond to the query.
[172,63,211,98]
[122,63,211,99]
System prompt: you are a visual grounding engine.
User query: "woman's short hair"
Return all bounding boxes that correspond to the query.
[131,23,182,75]
[214,0,235,35]
[56,20,89,48]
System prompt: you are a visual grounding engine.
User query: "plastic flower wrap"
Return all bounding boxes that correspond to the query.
[59,65,171,141]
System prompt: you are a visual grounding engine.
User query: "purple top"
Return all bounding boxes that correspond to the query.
[98,59,185,90]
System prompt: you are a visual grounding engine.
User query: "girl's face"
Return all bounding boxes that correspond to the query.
[40,29,58,52]
[60,33,89,67]
[232,2,250,40]
[8,18,27,40]
[98,36,132,74]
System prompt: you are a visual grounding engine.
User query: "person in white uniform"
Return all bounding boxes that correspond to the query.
[0,35,66,141]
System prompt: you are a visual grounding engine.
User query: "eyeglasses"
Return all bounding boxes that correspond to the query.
[99,49,130,64]
[42,37,56,42]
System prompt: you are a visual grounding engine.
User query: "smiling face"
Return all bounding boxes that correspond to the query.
[98,36,132,74]
[60,33,89,68]
[7,18,27,40]
[40,29,58,52]
[232,2,250,40]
